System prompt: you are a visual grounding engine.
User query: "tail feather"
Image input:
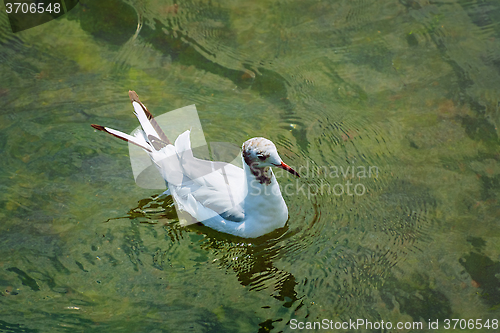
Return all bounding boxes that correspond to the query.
[92,91,172,153]
[128,91,171,145]
[91,124,152,152]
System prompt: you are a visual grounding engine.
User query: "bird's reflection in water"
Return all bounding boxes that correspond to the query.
[198,226,300,308]
[124,194,301,308]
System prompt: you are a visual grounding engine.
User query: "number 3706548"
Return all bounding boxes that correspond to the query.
[5,2,61,14]
[443,319,498,330]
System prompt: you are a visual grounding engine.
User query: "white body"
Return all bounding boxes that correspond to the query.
[92,92,297,238]
[150,130,289,238]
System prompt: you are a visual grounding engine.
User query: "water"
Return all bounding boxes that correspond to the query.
[1,0,500,332]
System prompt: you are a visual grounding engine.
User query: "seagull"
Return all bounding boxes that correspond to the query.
[91,91,300,238]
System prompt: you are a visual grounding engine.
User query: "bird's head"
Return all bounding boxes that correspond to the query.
[242,137,300,177]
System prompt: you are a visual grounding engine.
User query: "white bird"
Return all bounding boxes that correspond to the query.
[91,91,300,238]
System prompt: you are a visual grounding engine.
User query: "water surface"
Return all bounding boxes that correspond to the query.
[1,0,500,332]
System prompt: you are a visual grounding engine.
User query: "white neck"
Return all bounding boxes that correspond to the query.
[242,159,288,223]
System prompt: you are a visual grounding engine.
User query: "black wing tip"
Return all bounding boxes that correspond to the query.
[128,90,153,118]
[128,90,171,145]
[91,124,106,131]
[128,90,140,103]
[91,122,153,153]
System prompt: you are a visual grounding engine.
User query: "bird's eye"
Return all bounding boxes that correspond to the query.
[258,155,266,161]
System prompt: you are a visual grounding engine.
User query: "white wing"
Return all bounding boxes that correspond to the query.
[153,130,246,221]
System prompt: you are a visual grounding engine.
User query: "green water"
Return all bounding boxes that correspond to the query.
[1,0,500,332]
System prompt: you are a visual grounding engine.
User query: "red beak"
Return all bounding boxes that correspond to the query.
[277,162,300,177]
